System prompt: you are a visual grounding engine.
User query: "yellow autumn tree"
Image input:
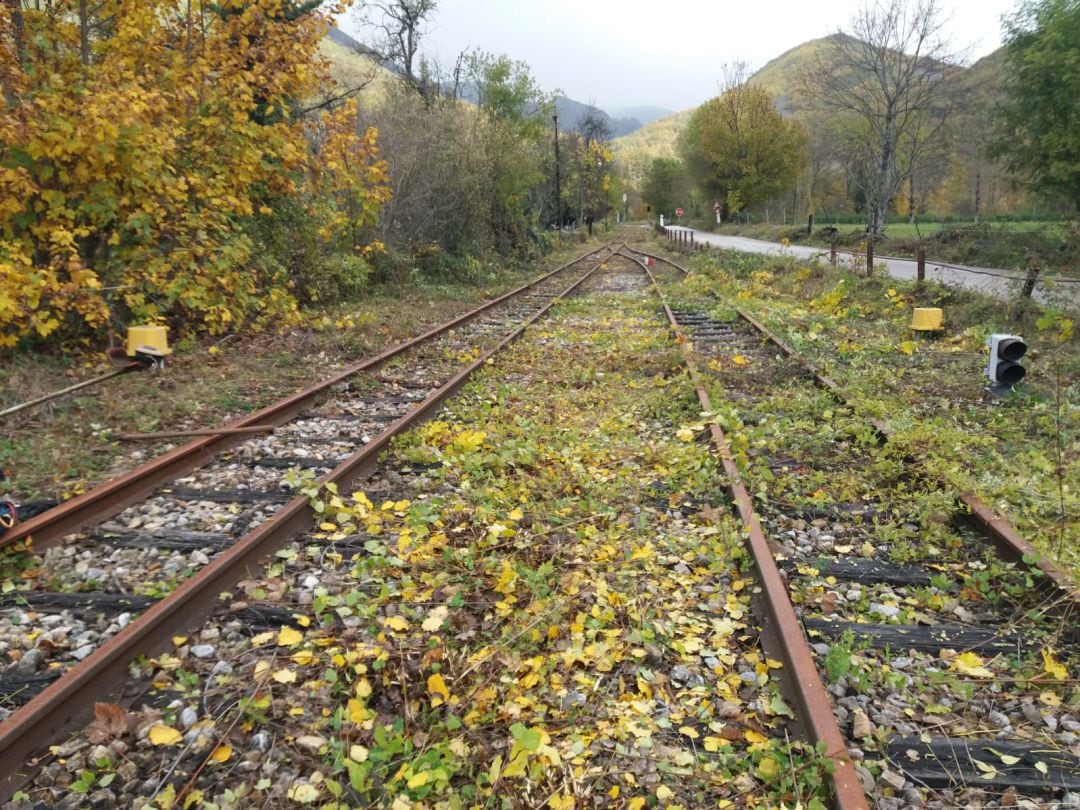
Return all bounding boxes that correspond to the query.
[0,0,389,348]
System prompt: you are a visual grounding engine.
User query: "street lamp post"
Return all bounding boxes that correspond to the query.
[553,112,562,234]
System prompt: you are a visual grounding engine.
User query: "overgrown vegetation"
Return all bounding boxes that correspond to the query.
[663,242,1079,574]
[0,1,390,348]
[0,240,598,501]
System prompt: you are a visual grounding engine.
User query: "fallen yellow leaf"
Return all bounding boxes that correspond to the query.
[428,673,451,704]
[703,736,727,752]
[276,626,303,647]
[383,616,409,632]
[407,771,430,788]
[757,757,780,779]
[210,744,232,763]
[951,651,994,678]
[422,605,449,632]
[1042,649,1068,680]
[148,724,183,746]
[287,784,319,804]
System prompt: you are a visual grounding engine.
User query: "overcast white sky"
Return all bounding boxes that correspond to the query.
[339,0,1019,112]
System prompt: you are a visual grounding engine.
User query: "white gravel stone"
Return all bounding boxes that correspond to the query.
[179,707,199,729]
[869,602,899,618]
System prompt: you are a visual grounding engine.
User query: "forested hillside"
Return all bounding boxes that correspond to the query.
[612,109,694,189]
[617,32,1027,225]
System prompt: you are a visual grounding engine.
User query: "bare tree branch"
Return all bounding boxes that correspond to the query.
[805,0,965,234]
[356,0,437,95]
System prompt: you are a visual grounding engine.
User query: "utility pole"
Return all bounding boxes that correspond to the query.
[553,112,562,233]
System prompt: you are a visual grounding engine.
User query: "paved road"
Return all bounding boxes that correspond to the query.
[663,226,1080,310]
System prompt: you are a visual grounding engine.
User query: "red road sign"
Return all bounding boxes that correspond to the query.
[676,208,684,218]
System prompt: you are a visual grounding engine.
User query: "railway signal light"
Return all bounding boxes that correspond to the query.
[985,333,1027,391]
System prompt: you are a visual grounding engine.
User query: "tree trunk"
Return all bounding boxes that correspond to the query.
[908,176,916,224]
[6,0,25,66]
[973,167,982,224]
[79,0,90,65]
[186,0,193,65]
[871,127,896,236]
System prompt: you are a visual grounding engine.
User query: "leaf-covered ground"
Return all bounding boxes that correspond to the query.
[22,265,837,808]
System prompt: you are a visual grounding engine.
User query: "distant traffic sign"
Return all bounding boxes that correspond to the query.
[675,208,684,218]
[713,201,722,212]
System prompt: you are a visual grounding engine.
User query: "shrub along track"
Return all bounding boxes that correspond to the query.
[2,252,866,808]
[625,243,1080,808]
[0,243,619,796]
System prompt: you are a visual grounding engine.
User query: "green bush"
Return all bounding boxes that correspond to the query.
[304,253,373,304]
[413,245,496,284]
[244,197,324,304]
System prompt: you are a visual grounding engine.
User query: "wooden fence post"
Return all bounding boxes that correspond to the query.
[1021,259,1041,300]
[866,241,874,277]
[830,241,837,266]
[917,248,925,289]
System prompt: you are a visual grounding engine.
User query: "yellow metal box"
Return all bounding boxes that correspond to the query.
[126,325,171,357]
[911,308,944,332]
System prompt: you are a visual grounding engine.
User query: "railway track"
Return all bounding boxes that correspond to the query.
[625,242,1080,808]
[0,243,617,795]
[1,249,865,808]
[4,242,1074,807]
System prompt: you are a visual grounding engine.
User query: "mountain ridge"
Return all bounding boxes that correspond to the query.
[613,34,1006,179]
[325,26,647,137]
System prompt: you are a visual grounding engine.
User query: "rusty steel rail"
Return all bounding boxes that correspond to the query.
[622,243,1079,604]
[2,243,615,554]
[1,362,145,420]
[622,249,869,810]
[0,249,614,798]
